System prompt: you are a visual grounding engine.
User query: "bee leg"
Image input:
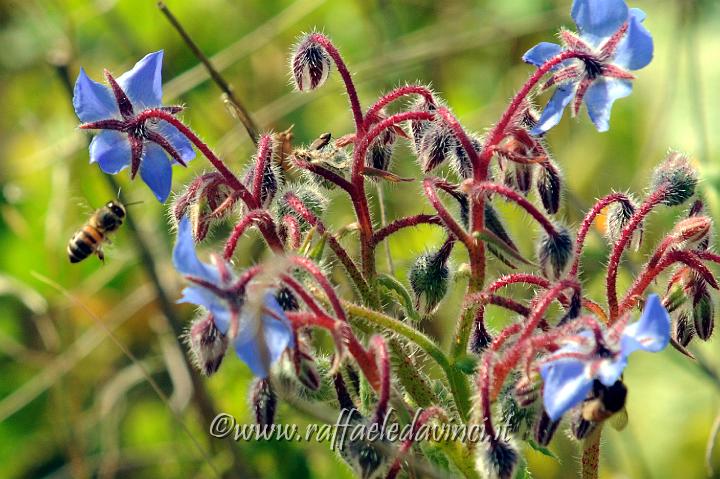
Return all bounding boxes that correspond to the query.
[97,249,105,263]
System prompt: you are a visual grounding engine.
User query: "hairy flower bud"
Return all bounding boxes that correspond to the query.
[674,312,695,347]
[534,410,560,446]
[470,320,494,354]
[693,286,715,341]
[409,240,453,314]
[291,33,332,92]
[537,226,573,280]
[606,196,643,251]
[536,161,562,214]
[186,314,228,376]
[452,134,483,179]
[244,153,280,207]
[418,123,457,173]
[651,152,698,206]
[477,438,519,479]
[671,216,712,250]
[277,182,328,230]
[409,95,437,151]
[251,378,277,427]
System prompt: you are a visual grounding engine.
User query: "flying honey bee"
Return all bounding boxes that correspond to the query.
[67,200,126,263]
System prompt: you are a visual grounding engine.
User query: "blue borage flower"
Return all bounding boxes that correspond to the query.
[73,51,196,202]
[523,0,653,134]
[172,216,293,377]
[540,294,670,421]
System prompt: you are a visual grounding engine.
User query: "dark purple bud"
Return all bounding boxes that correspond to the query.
[251,378,277,427]
[291,34,332,92]
[187,314,228,376]
[409,96,437,151]
[606,196,643,251]
[470,319,493,354]
[294,337,321,391]
[514,164,533,195]
[418,123,457,173]
[651,151,698,206]
[537,226,574,280]
[534,410,560,446]
[536,161,562,214]
[452,134,483,179]
[478,439,519,479]
[557,290,582,326]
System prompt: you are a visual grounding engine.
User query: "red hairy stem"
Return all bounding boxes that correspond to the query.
[308,33,365,134]
[291,153,355,194]
[386,407,446,479]
[477,353,498,441]
[251,134,272,202]
[606,186,668,322]
[372,214,443,245]
[364,84,435,130]
[351,110,434,280]
[436,107,483,177]
[470,182,558,237]
[281,215,301,249]
[136,109,250,203]
[370,336,391,425]
[486,295,531,316]
[570,192,630,277]
[283,193,369,299]
[289,256,347,322]
[490,323,523,352]
[285,311,336,331]
[209,192,241,219]
[224,210,284,259]
[229,264,263,294]
[619,249,719,316]
[422,178,473,247]
[477,50,582,179]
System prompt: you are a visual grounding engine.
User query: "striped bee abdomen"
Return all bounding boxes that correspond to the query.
[67,226,103,263]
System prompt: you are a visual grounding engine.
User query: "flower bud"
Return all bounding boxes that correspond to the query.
[513,376,539,408]
[674,312,695,347]
[277,182,328,230]
[452,134,483,179]
[536,161,562,214]
[186,314,228,376]
[499,389,535,438]
[537,226,573,280]
[244,154,280,207]
[293,335,321,391]
[693,287,715,341]
[651,151,698,206]
[364,109,397,173]
[418,123,457,173]
[672,216,712,250]
[251,378,277,426]
[408,95,437,151]
[470,320,493,354]
[477,438,519,479]
[514,164,533,194]
[409,240,453,314]
[534,410,560,446]
[606,196,643,251]
[291,33,332,92]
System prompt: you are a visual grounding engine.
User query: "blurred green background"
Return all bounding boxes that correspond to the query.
[1,0,719,477]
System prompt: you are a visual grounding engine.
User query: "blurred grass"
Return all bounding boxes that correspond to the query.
[1,0,719,477]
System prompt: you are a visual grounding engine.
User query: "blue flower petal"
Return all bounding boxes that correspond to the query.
[154,121,196,163]
[117,51,164,110]
[73,68,119,122]
[531,85,575,135]
[597,356,627,386]
[178,285,232,330]
[620,294,671,356]
[613,8,653,71]
[233,312,292,378]
[571,0,629,46]
[140,143,173,202]
[522,42,563,67]
[89,130,131,174]
[172,216,222,282]
[541,358,594,421]
[584,78,632,132]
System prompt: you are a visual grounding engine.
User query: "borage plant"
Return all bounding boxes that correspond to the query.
[72,0,719,477]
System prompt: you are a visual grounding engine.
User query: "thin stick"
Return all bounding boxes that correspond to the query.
[376,183,394,274]
[158,1,260,145]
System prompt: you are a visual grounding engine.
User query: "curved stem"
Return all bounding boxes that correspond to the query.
[422,178,472,247]
[471,182,558,237]
[364,84,435,130]
[309,33,364,134]
[224,210,283,258]
[570,192,629,277]
[607,186,668,321]
[372,214,443,245]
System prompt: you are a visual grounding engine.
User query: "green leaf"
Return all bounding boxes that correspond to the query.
[454,355,478,375]
[376,273,421,322]
[527,439,560,462]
